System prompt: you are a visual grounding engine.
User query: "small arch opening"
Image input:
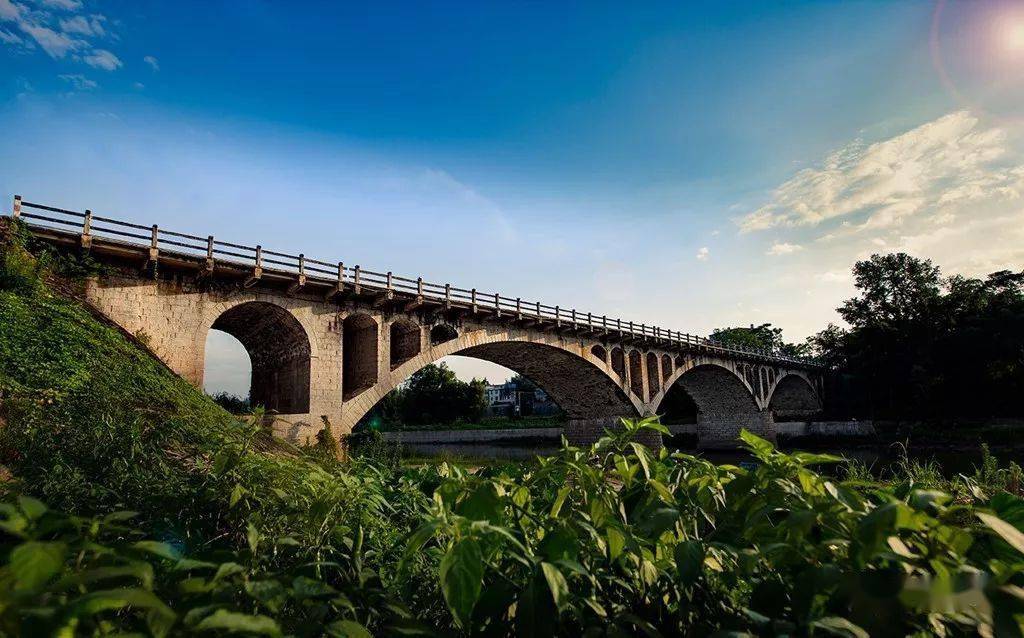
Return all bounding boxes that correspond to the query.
[646,352,660,398]
[611,347,625,378]
[770,375,821,421]
[430,324,458,346]
[674,355,684,369]
[390,320,421,369]
[628,350,644,398]
[591,344,607,362]
[661,354,673,381]
[343,313,378,400]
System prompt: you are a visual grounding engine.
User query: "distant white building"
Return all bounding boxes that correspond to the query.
[484,381,560,417]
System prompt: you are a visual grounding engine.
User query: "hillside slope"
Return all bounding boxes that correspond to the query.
[0,222,403,550]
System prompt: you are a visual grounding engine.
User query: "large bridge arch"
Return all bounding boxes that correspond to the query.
[206,300,312,414]
[653,361,773,448]
[341,320,645,443]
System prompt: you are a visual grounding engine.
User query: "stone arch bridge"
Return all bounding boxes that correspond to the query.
[8,197,824,448]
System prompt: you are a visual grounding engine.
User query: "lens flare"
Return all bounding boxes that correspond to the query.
[1002,19,1024,53]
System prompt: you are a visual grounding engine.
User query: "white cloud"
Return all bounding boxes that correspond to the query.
[766,241,802,256]
[59,13,105,37]
[0,0,21,21]
[19,22,83,57]
[82,48,121,70]
[738,111,1023,233]
[36,0,82,10]
[132,81,144,90]
[0,27,21,43]
[58,73,96,90]
[143,54,159,71]
[1,1,123,72]
[695,246,709,261]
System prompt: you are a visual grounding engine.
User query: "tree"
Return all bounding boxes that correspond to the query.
[710,323,806,356]
[838,253,941,329]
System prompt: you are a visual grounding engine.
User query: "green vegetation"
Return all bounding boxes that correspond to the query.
[8,223,1024,635]
[812,254,1024,420]
[362,363,488,430]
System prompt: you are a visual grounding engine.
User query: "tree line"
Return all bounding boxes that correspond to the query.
[712,253,1024,420]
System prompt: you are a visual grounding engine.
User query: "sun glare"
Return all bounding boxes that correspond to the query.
[998,15,1024,54]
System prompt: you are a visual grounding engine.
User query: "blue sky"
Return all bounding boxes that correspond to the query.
[3,1,1024,393]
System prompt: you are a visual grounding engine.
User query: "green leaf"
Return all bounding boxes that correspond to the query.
[194,609,282,636]
[979,512,1024,555]
[738,429,774,459]
[550,486,571,518]
[10,541,66,590]
[439,538,483,629]
[675,540,704,588]
[229,483,247,508]
[606,527,626,562]
[292,575,337,599]
[457,482,503,523]
[326,620,373,638]
[539,525,578,562]
[541,562,569,612]
[247,522,260,554]
[66,588,176,632]
[810,617,870,637]
[629,443,653,480]
[17,495,47,520]
[133,540,181,561]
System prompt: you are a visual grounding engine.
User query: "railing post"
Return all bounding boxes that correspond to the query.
[298,254,305,277]
[338,262,345,285]
[244,245,263,288]
[143,224,160,277]
[555,305,560,328]
[418,277,424,296]
[471,288,477,313]
[571,308,576,327]
[386,271,393,291]
[353,265,361,293]
[535,301,541,319]
[494,292,501,317]
[603,315,608,333]
[516,297,522,319]
[203,235,214,271]
[81,209,93,248]
[445,283,451,305]
[12,195,21,219]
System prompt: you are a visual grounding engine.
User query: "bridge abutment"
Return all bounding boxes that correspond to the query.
[696,410,775,450]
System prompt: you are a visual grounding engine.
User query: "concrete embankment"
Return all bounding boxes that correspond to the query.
[383,420,874,446]
[382,427,563,444]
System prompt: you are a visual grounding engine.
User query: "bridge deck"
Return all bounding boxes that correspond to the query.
[8,195,821,369]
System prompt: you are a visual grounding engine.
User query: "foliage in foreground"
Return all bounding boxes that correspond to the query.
[8,421,1024,636]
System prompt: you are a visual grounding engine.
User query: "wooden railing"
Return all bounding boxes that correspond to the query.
[9,195,821,367]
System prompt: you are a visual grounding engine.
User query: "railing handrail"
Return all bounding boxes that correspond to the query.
[9,196,821,367]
